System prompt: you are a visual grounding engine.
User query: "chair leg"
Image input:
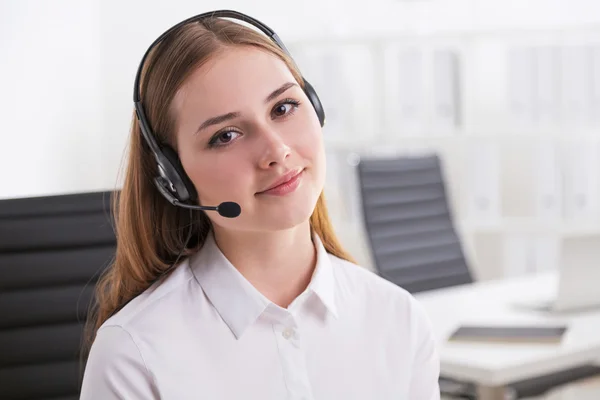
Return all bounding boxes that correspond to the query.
[477,386,513,400]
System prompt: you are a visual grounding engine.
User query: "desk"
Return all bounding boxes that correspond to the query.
[415,272,600,399]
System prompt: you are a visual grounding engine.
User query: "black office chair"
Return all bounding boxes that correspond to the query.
[357,154,473,294]
[355,153,600,399]
[0,191,116,400]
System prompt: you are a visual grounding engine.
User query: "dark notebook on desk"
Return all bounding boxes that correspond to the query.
[448,325,568,344]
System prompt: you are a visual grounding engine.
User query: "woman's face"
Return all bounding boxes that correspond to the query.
[172,46,326,233]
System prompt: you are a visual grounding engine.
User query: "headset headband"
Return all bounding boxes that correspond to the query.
[133,10,293,103]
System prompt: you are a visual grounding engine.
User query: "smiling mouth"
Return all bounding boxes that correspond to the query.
[257,169,304,196]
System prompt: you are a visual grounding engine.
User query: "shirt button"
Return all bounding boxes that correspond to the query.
[282,328,294,339]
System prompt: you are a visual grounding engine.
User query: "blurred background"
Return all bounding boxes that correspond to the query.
[3,0,600,279]
[3,0,600,398]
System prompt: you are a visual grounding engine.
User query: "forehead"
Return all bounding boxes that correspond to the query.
[175,46,297,114]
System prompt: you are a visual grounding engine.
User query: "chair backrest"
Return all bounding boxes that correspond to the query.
[0,191,116,400]
[357,154,472,293]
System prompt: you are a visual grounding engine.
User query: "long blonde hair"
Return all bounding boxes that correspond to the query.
[83,16,355,358]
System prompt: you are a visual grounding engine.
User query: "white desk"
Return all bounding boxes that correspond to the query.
[415,272,600,399]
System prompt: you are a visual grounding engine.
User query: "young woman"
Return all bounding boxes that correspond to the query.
[80,10,440,400]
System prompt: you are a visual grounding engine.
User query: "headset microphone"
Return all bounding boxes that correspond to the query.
[154,177,241,218]
[176,201,241,218]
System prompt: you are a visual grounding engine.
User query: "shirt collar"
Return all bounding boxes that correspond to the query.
[189,231,338,339]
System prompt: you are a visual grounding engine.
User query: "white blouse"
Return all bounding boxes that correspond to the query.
[80,233,440,399]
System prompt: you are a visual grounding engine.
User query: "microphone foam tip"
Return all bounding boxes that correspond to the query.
[218,202,241,218]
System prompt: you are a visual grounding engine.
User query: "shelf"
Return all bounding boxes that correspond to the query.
[458,218,600,236]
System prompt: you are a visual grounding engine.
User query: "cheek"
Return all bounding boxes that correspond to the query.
[296,122,324,167]
[182,152,250,202]
[292,105,324,157]
[294,129,326,192]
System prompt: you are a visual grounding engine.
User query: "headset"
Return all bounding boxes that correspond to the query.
[133,10,326,218]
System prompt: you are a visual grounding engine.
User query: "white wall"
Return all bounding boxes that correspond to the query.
[1,0,104,199]
[3,0,600,277]
[4,0,600,200]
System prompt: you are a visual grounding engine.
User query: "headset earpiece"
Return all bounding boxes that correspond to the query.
[302,78,326,127]
[156,146,197,203]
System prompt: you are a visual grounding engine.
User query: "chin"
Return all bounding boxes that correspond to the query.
[261,203,315,231]
[255,189,320,232]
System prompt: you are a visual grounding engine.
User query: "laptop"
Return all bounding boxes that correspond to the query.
[519,233,600,313]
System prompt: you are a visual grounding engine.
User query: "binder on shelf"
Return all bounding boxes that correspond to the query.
[563,141,600,221]
[533,46,560,127]
[533,142,563,220]
[384,46,425,136]
[318,49,350,139]
[432,49,461,134]
[338,45,377,141]
[590,45,600,127]
[466,141,501,223]
[507,47,536,127]
[560,46,590,129]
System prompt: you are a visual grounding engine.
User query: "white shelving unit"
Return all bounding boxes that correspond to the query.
[288,26,600,280]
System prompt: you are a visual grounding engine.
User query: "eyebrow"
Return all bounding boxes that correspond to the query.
[195,82,299,134]
[265,81,297,103]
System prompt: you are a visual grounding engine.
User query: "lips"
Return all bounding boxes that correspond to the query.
[258,168,304,194]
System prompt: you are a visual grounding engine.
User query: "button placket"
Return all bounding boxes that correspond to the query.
[282,327,294,340]
[273,319,313,399]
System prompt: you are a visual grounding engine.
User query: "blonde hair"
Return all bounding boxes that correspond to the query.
[83,16,355,359]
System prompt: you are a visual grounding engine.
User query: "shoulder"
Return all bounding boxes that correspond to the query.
[87,325,145,367]
[81,324,159,399]
[100,257,196,331]
[82,260,199,398]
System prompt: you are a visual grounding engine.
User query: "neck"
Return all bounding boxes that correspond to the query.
[212,221,317,308]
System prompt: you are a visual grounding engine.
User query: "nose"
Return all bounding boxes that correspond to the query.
[257,126,291,169]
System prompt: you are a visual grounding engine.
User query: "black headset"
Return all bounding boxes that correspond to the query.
[133,10,326,214]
